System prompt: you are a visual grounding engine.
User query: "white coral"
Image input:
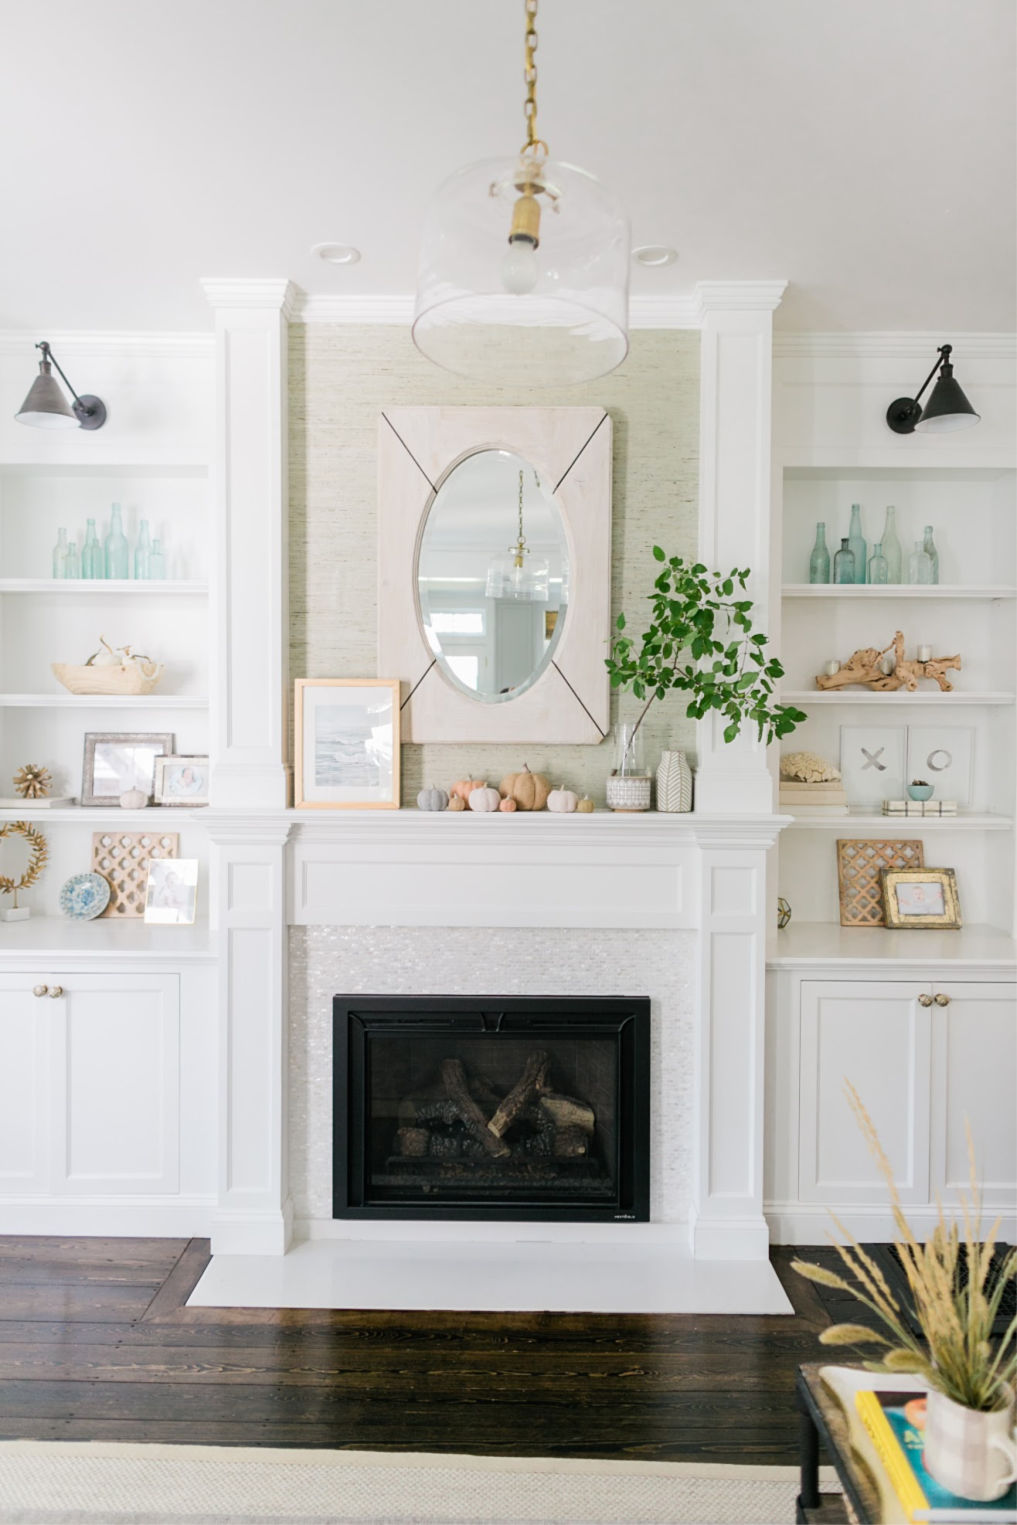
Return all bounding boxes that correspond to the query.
[780,750,841,783]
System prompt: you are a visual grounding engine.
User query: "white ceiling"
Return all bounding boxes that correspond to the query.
[1,0,1014,334]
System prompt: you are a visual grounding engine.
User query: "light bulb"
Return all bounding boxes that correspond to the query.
[501,238,539,294]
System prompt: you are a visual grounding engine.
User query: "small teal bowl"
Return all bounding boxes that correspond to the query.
[907,783,935,801]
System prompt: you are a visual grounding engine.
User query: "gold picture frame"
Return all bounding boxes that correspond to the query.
[880,867,962,930]
[294,678,401,810]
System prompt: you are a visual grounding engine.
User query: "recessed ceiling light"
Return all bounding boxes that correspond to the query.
[632,246,678,267]
[311,243,361,265]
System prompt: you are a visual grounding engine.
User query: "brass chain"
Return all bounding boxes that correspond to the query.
[522,0,547,157]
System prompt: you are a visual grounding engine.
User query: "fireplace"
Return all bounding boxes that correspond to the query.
[333,995,650,1222]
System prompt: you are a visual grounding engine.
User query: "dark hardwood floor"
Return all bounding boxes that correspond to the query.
[0,1237,837,1462]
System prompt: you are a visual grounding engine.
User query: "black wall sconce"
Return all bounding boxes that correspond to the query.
[886,343,980,435]
[14,341,107,431]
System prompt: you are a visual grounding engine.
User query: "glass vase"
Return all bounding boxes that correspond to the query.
[808,522,830,584]
[606,723,651,812]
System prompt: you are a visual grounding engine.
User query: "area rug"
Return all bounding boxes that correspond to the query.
[0,1442,837,1525]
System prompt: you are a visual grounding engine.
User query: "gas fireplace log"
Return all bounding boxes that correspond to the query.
[486,1050,550,1139]
[439,1058,511,1158]
[395,1126,429,1158]
[538,1093,595,1133]
[553,1125,590,1159]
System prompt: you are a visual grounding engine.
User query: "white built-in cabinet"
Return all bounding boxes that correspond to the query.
[766,964,1017,1242]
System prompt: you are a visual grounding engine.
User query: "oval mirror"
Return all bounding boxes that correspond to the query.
[416,449,570,704]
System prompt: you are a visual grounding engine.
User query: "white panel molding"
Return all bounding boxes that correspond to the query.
[0,331,214,359]
[774,332,1017,361]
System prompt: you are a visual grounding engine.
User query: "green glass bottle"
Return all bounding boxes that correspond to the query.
[880,505,903,582]
[149,538,167,579]
[52,527,68,579]
[922,525,939,585]
[847,503,867,585]
[104,503,129,579]
[134,519,152,580]
[808,522,831,584]
[833,537,856,584]
[63,539,80,579]
[868,542,888,584]
[81,519,103,579]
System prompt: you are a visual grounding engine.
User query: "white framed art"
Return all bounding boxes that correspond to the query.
[839,725,906,809]
[905,726,975,808]
[294,679,400,809]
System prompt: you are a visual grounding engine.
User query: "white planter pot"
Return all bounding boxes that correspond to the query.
[924,1386,1017,1502]
[605,774,652,812]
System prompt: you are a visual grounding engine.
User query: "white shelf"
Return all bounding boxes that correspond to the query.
[0,916,215,961]
[784,812,1013,831]
[0,693,208,709]
[0,462,208,479]
[768,921,1017,970]
[782,584,1017,600]
[781,691,1015,706]
[0,806,209,824]
[0,579,207,595]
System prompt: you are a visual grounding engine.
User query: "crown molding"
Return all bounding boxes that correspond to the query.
[200,278,299,319]
[290,286,779,329]
[693,280,789,319]
[0,331,213,359]
[295,293,414,324]
[773,332,1017,361]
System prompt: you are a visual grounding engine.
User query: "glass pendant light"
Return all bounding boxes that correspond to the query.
[413,0,630,386]
[486,470,550,603]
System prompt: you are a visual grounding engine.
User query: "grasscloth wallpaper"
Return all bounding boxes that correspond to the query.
[289,326,699,803]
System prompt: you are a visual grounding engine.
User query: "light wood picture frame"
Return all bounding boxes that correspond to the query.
[294,679,400,810]
[881,867,962,929]
[836,838,925,926]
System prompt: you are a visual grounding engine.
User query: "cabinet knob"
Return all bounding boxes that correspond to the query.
[934,992,951,1007]
[32,984,48,998]
[47,986,64,999]
[918,993,934,1007]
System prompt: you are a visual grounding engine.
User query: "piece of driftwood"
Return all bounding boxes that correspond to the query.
[836,838,925,927]
[439,1058,511,1158]
[816,631,962,693]
[486,1051,550,1138]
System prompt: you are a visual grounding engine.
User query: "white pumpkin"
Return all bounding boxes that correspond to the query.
[467,786,501,812]
[119,787,149,810]
[416,785,449,812]
[546,786,579,814]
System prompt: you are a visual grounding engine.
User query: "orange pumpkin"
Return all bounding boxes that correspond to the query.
[446,795,467,812]
[498,763,551,812]
[498,795,518,812]
[451,777,486,801]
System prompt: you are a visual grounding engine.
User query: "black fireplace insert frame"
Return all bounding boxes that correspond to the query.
[333,995,651,1222]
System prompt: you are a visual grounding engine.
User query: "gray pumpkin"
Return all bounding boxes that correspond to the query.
[417,784,449,812]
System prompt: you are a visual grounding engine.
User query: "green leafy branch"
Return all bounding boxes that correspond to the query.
[605,548,806,755]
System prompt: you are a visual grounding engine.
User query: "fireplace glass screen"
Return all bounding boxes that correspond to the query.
[334,997,650,1221]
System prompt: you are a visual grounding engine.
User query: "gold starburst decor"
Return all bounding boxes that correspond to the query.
[0,821,49,907]
[13,763,52,799]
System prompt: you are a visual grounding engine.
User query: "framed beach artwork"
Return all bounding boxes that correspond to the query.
[294,679,400,809]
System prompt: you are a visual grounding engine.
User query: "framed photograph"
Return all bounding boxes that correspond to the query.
[881,867,962,930]
[294,679,400,809]
[82,733,174,807]
[154,755,210,806]
[839,725,906,809]
[143,858,199,925]
[906,726,974,808]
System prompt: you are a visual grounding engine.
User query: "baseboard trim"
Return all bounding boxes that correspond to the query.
[0,1198,214,1237]
[295,1216,690,1245]
[688,1212,772,1261]
[766,1201,1017,1244]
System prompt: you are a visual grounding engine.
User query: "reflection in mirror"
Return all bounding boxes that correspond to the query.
[417,449,569,703]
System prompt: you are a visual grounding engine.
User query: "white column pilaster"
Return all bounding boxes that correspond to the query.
[694,281,787,815]
[689,819,784,1259]
[203,278,294,809]
[208,815,293,1254]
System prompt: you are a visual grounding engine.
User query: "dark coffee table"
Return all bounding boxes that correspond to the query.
[796,1363,880,1523]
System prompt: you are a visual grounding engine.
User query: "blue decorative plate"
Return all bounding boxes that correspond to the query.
[59,872,111,921]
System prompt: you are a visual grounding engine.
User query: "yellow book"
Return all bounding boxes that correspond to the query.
[856,1390,928,1522]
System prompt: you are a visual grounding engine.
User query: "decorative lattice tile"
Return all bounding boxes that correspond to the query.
[91,831,179,918]
[836,838,925,927]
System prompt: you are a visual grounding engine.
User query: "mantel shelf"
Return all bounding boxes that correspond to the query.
[0,579,208,595]
[0,693,209,709]
[781,691,1015,706]
[782,584,1017,600]
[0,806,209,824]
[0,916,215,961]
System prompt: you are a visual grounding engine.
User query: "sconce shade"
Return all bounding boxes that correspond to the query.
[15,362,79,430]
[413,157,630,386]
[915,366,980,433]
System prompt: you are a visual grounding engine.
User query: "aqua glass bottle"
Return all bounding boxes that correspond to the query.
[922,525,939,585]
[63,540,80,579]
[880,505,903,582]
[134,519,152,580]
[81,518,103,579]
[908,540,933,584]
[833,537,856,584]
[52,527,68,579]
[847,503,867,584]
[808,522,831,583]
[104,503,129,579]
[868,542,889,584]
[149,538,167,579]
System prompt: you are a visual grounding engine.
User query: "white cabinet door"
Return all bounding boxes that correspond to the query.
[930,982,1017,1212]
[0,977,50,1193]
[49,974,180,1196]
[799,981,931,1205]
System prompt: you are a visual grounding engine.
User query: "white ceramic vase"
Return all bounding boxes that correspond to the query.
[923,1386,1017,1502]
[656,749,693,812]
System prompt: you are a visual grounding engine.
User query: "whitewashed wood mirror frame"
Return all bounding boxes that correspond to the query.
[378,406,612,743]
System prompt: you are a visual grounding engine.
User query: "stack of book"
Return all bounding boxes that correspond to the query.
[779,779,849,816]
[883,799,959,817]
